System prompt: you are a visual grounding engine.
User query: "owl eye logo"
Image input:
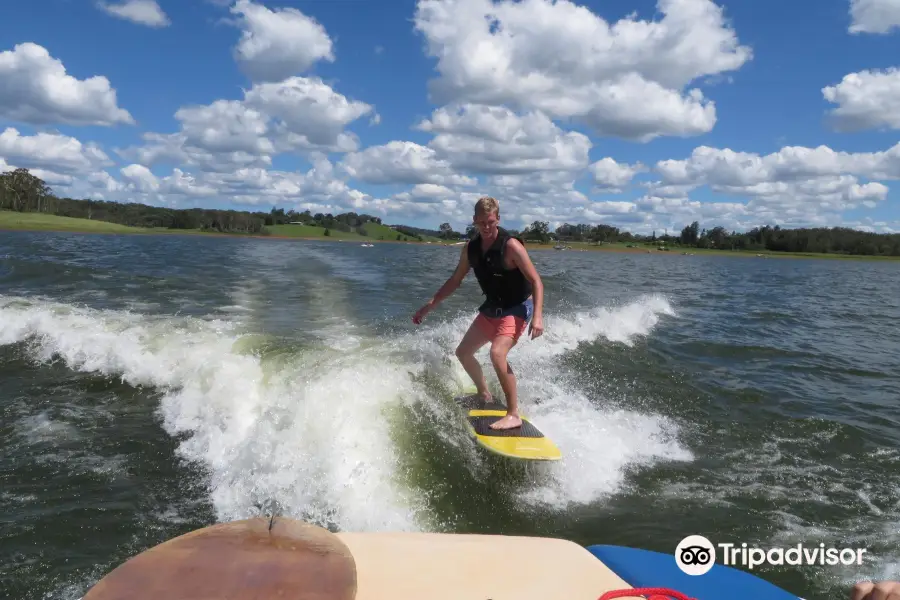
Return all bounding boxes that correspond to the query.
[675,535,716,576]
[679,545,712,565]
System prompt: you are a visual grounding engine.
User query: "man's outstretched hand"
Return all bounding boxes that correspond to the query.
[412,303,431,325]
[529,314,544,339]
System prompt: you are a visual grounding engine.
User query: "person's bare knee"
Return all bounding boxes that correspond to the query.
[494,350,513,375]
[457,339,483,362]
[457,320,490,361]
[490,338,513,368]
[489,345,503,367]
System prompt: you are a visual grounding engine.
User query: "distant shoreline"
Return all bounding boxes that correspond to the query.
[2,213,899,261]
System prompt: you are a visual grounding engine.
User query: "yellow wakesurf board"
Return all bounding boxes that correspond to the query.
[455,391,562,461]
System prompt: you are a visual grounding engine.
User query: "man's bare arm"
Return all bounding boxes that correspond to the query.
[412,243,470,324]
[507,239,542,313]
[507,239,544,337]
[424,244,470,308]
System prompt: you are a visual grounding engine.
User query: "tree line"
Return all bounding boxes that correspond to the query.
[670,220,900,256]
[0,168,396,236]
[544,219,900,256]
[2,167,898,255]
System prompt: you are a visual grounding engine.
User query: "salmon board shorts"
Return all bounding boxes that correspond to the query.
[474,298,534,342]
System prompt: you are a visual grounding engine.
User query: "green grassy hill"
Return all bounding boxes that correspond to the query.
[5,210,898,260]
[266,221,446,243]
[265,223,366,240]
[358,221,444,243]
[358,221,401,240]
[0,210,183,234]
[0,210,450,244]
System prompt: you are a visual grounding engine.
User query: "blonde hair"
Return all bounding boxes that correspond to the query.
[474,196,499,217]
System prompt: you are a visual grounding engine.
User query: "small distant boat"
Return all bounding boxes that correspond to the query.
[360,243,374,247]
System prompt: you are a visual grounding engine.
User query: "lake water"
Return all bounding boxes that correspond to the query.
[2,230,899,600]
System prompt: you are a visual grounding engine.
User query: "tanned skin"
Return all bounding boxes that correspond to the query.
[412,207,543,429]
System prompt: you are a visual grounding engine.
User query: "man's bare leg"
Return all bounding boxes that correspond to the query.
[455,318,493,402]
[488,336,522,429]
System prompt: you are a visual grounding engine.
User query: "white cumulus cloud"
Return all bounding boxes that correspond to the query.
[0,128,112,173]
[119,77,375,172]
[848,0,900,34]
[97,0,171,27]
[416,103,591,174]
[230,0,334,82]
[590,158,646,193]
[0,43,133,127]
[340,141,478,186]
[643,143,897,233]
[823,68,900,131]
[412,0,752,141]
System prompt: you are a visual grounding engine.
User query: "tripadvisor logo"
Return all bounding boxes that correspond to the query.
[676,535,717,575]
[675,535,868,575]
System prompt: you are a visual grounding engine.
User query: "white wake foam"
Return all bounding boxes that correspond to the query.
[0,291,687,530]
[408,293,690,509]
[0,294,428,532]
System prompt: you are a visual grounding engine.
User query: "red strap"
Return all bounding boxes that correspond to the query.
[598,587,697,600]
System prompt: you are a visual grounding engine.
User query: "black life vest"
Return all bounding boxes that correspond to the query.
[467,227,532,310]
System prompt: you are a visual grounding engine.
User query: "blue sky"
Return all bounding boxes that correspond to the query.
[1,0,899,234]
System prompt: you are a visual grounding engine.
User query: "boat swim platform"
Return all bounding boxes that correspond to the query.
[81,516,803,600]
[81,516,644,600]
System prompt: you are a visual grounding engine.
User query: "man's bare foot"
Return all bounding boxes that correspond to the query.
[490,413,522,430]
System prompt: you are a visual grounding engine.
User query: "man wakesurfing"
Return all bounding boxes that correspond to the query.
[412,196,544,430]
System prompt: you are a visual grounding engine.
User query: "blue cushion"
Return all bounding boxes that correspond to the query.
[586,545,800,599]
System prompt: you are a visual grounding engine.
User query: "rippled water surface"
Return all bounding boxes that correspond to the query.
[2,230,899,600]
